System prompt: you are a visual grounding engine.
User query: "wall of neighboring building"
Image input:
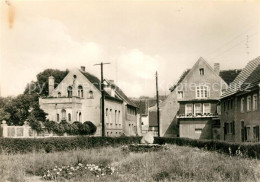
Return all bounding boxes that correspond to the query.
[123,105,137,136]
[221,88,260,142]
[104,99,124,137]
[160,92,179,137]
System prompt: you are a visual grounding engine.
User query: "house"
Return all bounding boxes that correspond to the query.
[39,66,138,137]
[131,96,167,136]
[220,56,260,142]
[159,57,240,139]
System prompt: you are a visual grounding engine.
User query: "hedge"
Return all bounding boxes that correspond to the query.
[0,136,259,159]
[0,136,141,154]
[154,137,260,159]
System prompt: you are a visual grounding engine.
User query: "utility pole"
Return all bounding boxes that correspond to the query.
[156,71,160,137]
[94,62,111,137]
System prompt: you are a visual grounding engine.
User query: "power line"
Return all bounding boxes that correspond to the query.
[207,23,259,58]
[210,30,259,59]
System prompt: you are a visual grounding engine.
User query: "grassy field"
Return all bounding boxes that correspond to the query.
[0,145,259,182]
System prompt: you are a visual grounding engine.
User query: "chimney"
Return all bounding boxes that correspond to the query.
[214,63,220,75]
[48,76,55,96]
[80,66,85,72]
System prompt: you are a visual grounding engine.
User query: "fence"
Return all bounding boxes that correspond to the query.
[0,120,71,138]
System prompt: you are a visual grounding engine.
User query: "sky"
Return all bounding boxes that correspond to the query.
[0,0,259,98]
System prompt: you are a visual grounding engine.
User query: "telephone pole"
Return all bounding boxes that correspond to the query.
[94,62,111,137]
[156,71,160,137]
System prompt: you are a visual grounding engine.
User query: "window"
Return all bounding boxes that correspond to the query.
[58,92,61,97]
[79,112,82,122]
[57,114,60,122]
[253,126,259,142]
[78,85,83,98]
[246,127,250,141]
[194,103,202,115]
[115,110,117,123]
[67,86,73,97]
[195,128,202,133]
[110,109,112,122]
[196,85,209,98]
[241,98,244,112]
[199,68,204,75]
[185,104,193,115]
[203,103,211,114]
[118,111,121,123]
[61,109,66,120]
[88,90,94,99]
[106,108,108,117]
[223,101,226,111]
[68,113,71,122]
[253,94,257,111]
[247,96,252,111]
[230,99,233,110]
[178,91,184,99]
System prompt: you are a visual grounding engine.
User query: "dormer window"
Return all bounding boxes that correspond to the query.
[67,86,73,97]
[199,68,204,75]
[78,85,83,98]
[88,90,94,99]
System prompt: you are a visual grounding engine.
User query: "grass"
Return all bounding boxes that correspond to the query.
[0,145,259,182]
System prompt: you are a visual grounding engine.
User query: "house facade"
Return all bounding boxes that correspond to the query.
[39,67,138,137]
[158,58,240,138]
[220,56,260,142]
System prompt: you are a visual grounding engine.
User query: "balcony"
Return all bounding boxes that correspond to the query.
[177,113,219,119]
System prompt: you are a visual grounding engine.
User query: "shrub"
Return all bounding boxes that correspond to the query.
[154,137,260,159]
[83,121,97,135]
[0,136,142,154]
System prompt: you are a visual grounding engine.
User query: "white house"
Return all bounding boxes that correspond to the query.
[39,66,138,137]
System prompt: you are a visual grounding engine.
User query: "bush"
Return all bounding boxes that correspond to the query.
[83,121,97,135]
[0,136,142,154]
[154,137,260,159]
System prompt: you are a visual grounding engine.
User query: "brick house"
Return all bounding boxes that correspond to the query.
[39,66,138,137]
[220,56,260,142]
[160,57,240,139]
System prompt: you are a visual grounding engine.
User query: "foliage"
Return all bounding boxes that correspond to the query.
[0,94,47,126]
[154,137,260,159]
[84,121,97,135]
[24,69,69,96]
[0,137,142,154]
[42,163,115,180]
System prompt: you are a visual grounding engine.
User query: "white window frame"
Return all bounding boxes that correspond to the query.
[203,103,211,114]
[177,91,184,99]
[196,85,209,99]
[241,98,244,113]
[185,104,193,115]
[194,103,202,115]
[253,94,257,111]
[247,96,252,111]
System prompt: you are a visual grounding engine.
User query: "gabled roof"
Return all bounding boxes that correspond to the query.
[169,69,190,92]
[105,80,137,108]
[221,56,260,99]
[79,70,126,104]
[219,69,241,85]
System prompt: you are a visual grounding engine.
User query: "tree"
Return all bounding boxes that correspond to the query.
[24,69,68,96]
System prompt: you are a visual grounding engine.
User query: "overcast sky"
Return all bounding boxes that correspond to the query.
[0,0,259,98]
